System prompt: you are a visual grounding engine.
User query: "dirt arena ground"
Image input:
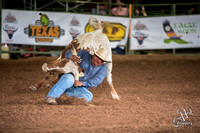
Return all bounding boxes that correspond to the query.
[0,54,200,133]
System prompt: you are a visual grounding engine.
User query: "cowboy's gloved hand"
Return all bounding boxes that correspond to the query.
[74,80,83,87]
[70,55,82,65]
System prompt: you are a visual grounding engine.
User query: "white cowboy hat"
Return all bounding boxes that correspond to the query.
[95,48,111,63]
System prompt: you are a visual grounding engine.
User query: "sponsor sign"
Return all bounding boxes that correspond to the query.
[24,13,65,43]
[130,15,200,50]
[85,22,126,42]
[2,12,18,42]
[1,9,129,48]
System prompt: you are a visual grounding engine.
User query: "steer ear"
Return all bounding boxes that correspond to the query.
[71,45,77,55]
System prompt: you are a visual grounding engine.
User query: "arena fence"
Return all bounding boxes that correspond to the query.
[1,1,200,59]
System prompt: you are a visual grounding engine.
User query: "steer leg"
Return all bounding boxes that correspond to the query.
[29,73,52,92]
[48,73,63,87]
[105,60,120,100]
[108,76,120,100]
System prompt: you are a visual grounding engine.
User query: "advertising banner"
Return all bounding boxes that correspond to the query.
[130,15,200,50]
[1,9,129,48]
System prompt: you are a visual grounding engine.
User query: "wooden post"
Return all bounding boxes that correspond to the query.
[128,4,132,55]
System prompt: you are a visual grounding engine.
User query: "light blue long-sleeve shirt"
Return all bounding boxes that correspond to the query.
[65,50,107,89]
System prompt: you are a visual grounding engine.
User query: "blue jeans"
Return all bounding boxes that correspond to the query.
[46,73,93,102]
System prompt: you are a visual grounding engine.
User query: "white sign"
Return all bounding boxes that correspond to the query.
[1,9,129,48]
[130,15,200,50]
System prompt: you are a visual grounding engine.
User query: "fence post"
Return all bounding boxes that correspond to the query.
[66,1,68,12]
[33,0,37,56]
[172,4,176,16]
[97,3,99,15]
[172,4,176,55]
[34,0,36,10]
[109,0,111,15]
[127,4,132,55]
[173,49,176,55]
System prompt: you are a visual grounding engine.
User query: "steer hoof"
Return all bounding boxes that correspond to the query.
[111,91,120,100]
[46,84,53,88]
[42,63,48,73]
[29,85,38,92]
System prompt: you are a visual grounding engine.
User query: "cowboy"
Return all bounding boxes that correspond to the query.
[46,48,111,105]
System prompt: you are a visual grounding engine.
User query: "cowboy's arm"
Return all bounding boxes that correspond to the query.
[82,66,107,88]
[65,50,87,64]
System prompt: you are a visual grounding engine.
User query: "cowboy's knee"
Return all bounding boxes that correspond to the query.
[61,74,74,85]
[86,91,93,103]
